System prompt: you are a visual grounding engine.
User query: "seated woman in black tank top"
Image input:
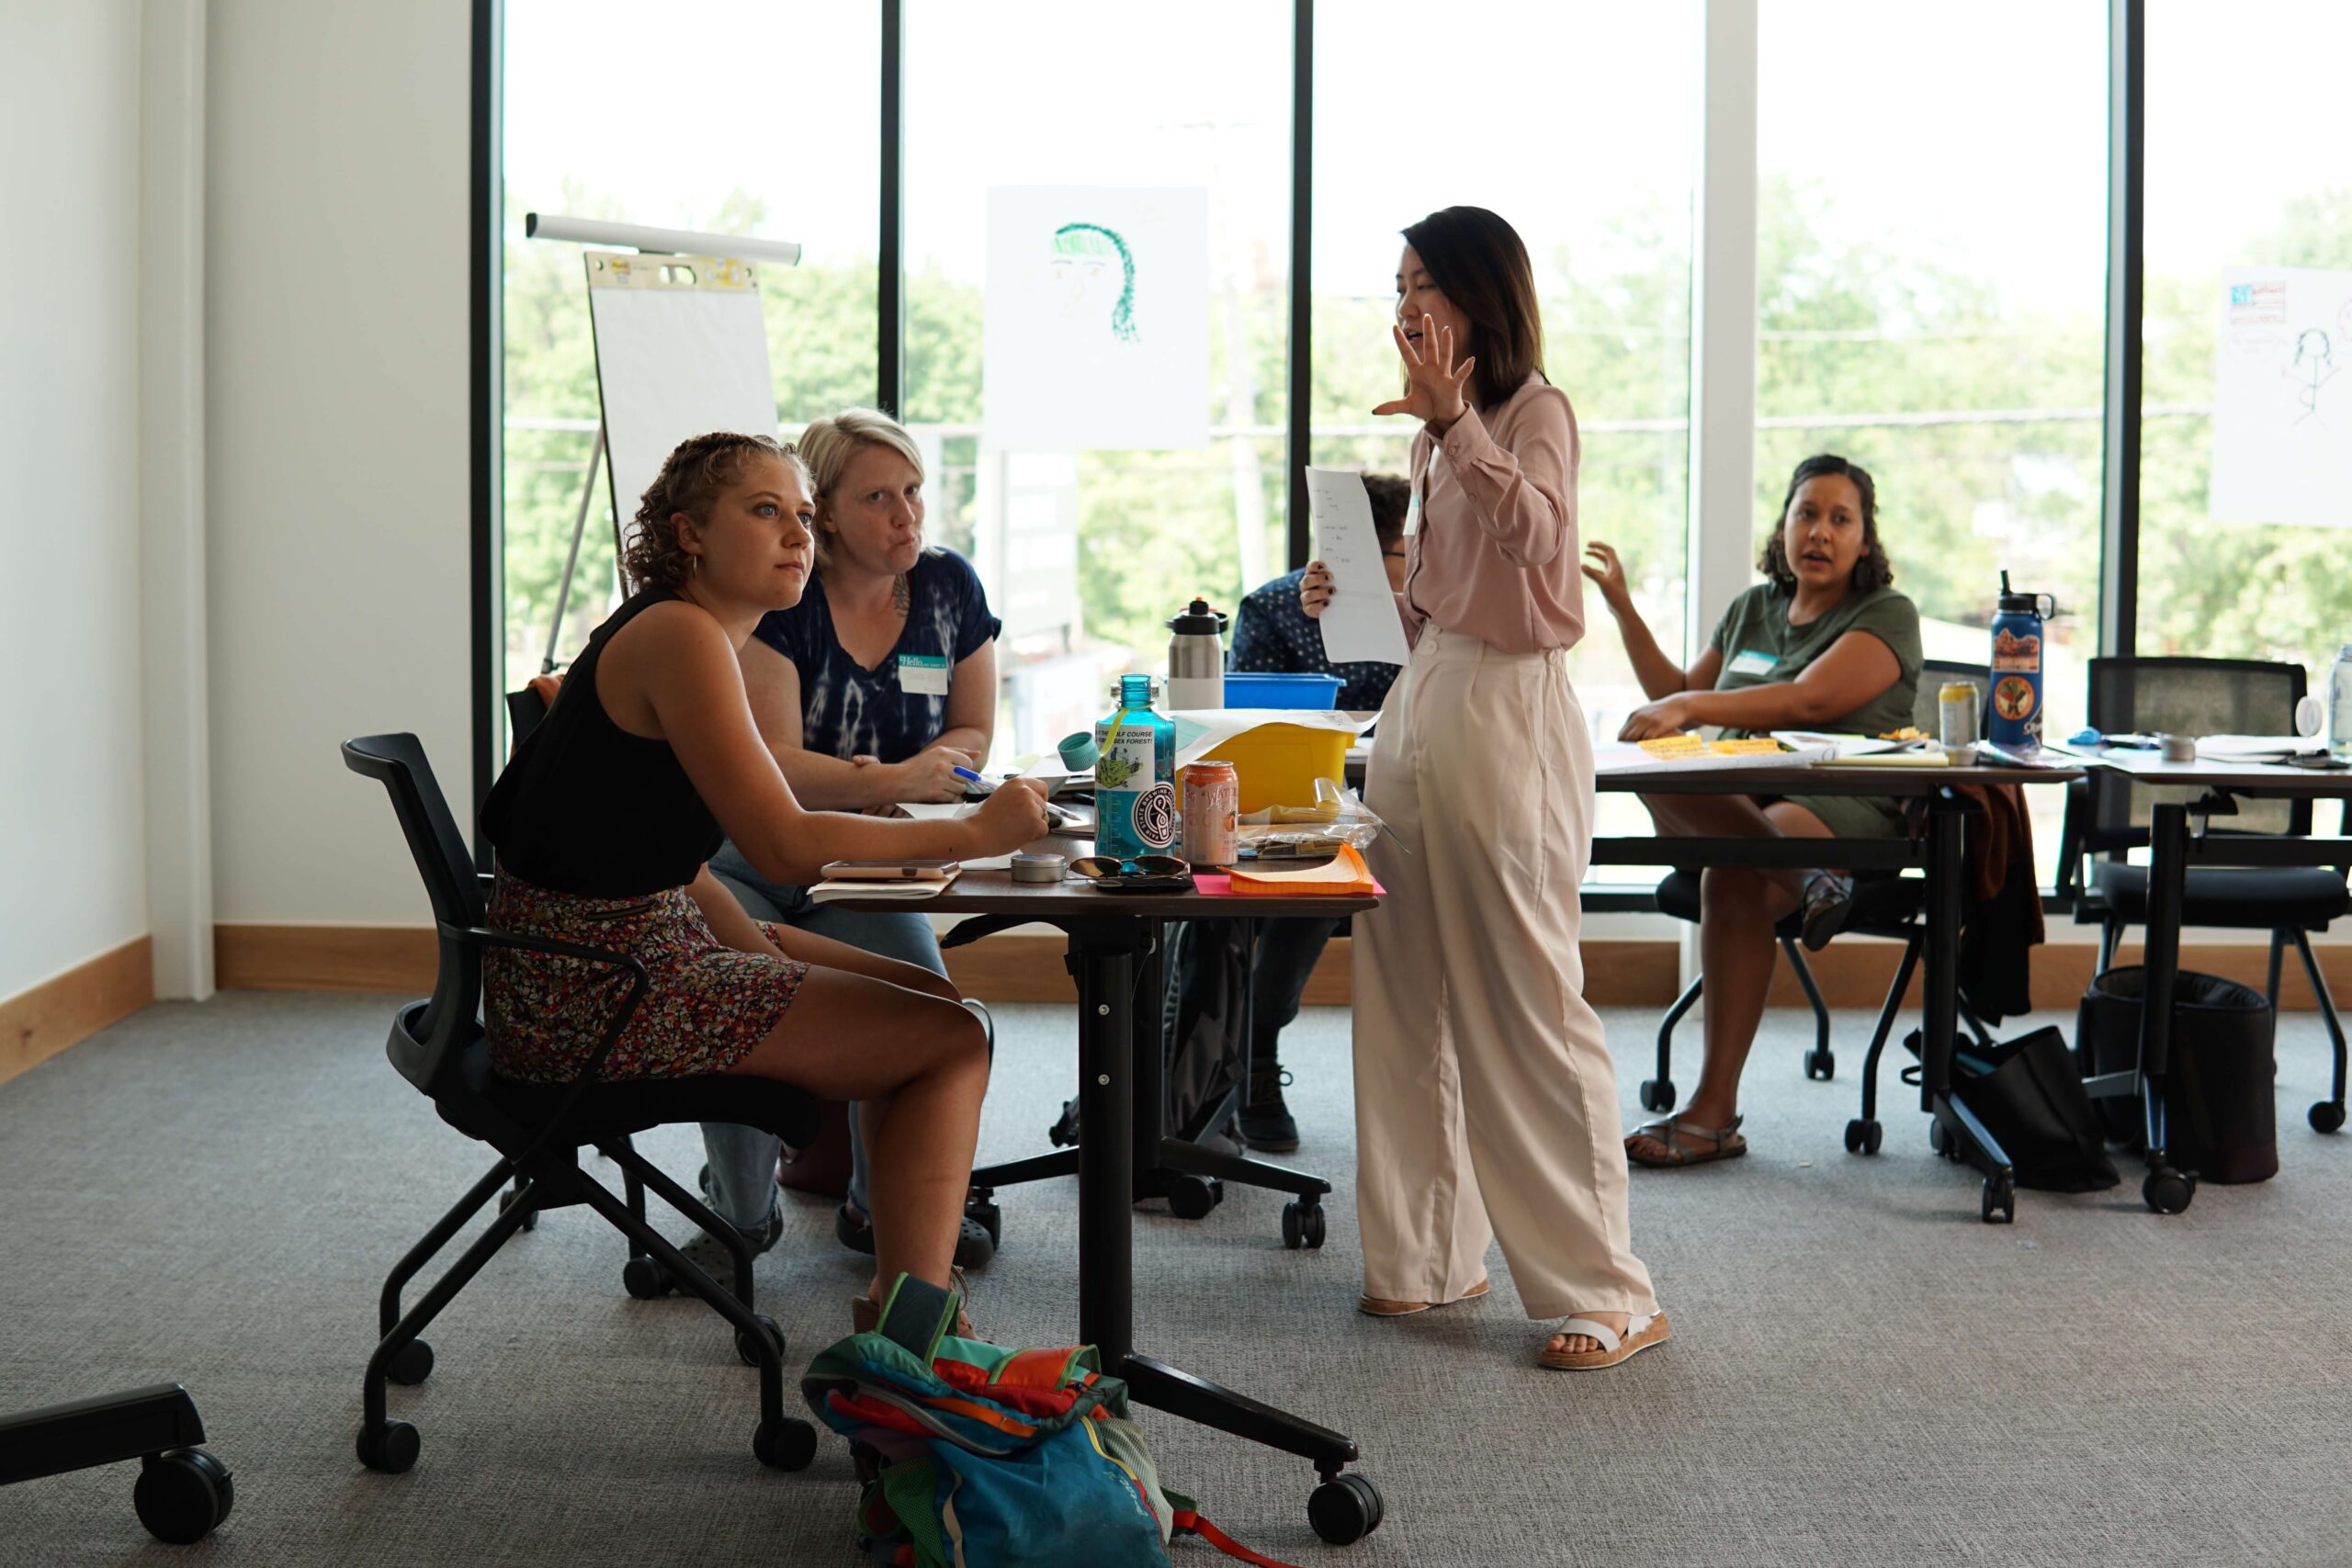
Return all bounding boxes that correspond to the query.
[479,433,1050,1322]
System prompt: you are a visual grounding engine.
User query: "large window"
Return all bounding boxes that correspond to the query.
[1314,1,1699,861]
[1757,0,2109,874]
[2141,1,2352,687]
[904,1,1293,760]
[500,0,879,690]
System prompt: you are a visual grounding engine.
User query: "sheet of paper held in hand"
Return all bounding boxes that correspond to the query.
[1305,467,1410,667]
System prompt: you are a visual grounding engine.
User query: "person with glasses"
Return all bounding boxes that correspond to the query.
[1213,472,1411,1151]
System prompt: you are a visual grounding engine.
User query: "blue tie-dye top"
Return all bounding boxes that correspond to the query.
[750,547,1001,763]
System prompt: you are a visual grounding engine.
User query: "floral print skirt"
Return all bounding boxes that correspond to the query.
[482,869,809,1084]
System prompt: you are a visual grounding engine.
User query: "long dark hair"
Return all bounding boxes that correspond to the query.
[1758,454,1894,593]
[1400,206,1544,413]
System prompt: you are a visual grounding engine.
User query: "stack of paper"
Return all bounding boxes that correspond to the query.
[2197,735,2325,761]
[809,873,957,905]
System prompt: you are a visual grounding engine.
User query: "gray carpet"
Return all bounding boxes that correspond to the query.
[4,990,2349,1566]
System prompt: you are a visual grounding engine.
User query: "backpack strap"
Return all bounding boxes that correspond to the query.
[1170,1507,1304,1568]
[874,1272,960,1360]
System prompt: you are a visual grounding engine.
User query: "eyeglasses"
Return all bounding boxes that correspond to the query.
[1068,854,1190,881]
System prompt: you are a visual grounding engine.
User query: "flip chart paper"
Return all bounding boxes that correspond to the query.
[1305,468,1410,667]
[2211,265,2352,526]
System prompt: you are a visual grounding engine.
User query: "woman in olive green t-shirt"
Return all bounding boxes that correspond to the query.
[1580,455,1920,1169]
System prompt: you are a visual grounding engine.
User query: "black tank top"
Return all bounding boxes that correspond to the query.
[481,590,727,897]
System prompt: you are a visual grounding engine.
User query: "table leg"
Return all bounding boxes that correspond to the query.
[1065,921,1380,1542]
[2133,801,2196,1213]
[1922,789,2018,1222]
[1073,930,1135,1361]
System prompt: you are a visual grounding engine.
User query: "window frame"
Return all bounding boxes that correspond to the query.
[469,0,2153,901]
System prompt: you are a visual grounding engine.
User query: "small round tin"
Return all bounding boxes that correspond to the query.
[1010,851,1067,884]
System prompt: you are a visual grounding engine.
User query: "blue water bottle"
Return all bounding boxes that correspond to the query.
[1093,673,1177,859]
[1988,571,2057,750]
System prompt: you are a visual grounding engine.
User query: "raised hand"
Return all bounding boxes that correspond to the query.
[1300,560,1335,619]
[1371,312,1474,431]
[1580,542,1631,612]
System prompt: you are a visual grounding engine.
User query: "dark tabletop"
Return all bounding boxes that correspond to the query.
[820,866,1380,921]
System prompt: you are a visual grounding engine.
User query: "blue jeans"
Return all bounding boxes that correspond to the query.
[702,840,946,1231]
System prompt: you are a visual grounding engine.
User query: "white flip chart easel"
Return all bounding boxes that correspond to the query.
[526,212,797,672]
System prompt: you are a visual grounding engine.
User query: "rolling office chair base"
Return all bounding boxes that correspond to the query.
[0,1384,233,1545]
[357,1143,816,1478]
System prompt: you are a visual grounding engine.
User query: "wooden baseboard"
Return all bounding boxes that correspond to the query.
[1,936,154,1086]
[208,920,2349,1017]
[215,924,438,993]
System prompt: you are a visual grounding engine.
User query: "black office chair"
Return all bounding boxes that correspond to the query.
[341,732,821,1477]
[1642,659,1996,1156]
[2055,657,2350,1132]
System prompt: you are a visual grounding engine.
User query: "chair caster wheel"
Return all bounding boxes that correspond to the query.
[133,1448,233,1543]
[1282,1200,1326,1250]
[356,1419,420,1474]
[1843,1119,1882,1156]
[498,1184,537,1232]
[1638,1078,1676,1114]
[735,1315,785,1368]
[2143,1168,2195,1214]
[967,1193,1003,1247]
[386,1338,435,1386]
[753,1416,818,1471]
[1307,1472,1385,1544]
[622,1255,674,1300]
[1980,1176,2015,1224]
[1928,1118,1951,1157]
[1804,1048,1836,1082]
[2311,1100,2346,1134]
[1166,1175,1222,1221]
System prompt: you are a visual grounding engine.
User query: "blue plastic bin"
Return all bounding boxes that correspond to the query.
[1220,671,1343,709]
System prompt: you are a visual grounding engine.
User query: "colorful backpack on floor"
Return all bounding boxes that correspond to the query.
[802,1276,1295,1568]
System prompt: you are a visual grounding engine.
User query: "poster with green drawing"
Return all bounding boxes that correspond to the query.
[982,186,1208,453]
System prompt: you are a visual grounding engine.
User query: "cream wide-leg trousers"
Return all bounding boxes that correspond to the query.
[1352,626,1657,1320]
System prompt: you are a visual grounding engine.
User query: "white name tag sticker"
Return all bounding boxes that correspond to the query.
[1729,649,1779,679]
[897,654,951,696]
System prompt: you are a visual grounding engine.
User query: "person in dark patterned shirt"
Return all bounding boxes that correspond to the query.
[1223,472,1409,1152]
[1229,473,1412,714]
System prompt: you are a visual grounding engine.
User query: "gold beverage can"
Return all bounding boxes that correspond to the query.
[1180,760,1240,867]
[1939,682,1979,749]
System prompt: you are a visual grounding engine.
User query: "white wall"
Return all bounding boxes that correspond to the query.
[206,0,473,926]
[0,2,150,999]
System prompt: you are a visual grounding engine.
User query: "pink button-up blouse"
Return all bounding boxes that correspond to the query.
[1397,375,1583,655]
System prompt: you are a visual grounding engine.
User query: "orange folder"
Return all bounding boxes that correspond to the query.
[1226,843,1378,897]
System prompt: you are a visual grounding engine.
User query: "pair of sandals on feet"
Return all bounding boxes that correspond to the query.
[1624,869,1855,1170]
[1357,1279,1670,1370]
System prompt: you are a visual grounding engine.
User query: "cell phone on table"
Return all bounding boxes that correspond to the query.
[820,859,961,881]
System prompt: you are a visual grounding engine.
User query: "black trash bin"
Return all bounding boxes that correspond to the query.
[2078,967,2278,1183]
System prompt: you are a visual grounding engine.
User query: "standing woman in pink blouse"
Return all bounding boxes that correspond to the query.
[1303,207,1664,1370]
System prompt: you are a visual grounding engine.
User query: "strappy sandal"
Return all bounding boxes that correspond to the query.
[1625,1114,1747,1168]
[1538,1310,1670,1371]
[1356,1277,1489,1318]
[1800,871,1856,951]
[852,1264,976,1337]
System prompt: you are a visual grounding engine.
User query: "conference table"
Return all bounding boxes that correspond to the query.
[2052,747,2352,1213]
[1588,756,2081,1222]
[826,869,1389,1546]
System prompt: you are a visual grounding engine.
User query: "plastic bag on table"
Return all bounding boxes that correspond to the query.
[1237,777,1395,858]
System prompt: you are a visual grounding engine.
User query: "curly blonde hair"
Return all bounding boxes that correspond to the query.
[619,432,807,592]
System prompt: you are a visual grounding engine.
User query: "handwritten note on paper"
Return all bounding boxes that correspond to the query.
[1305,467,1410,667]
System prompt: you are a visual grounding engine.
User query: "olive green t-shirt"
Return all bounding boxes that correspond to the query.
[1707,582,1923,739]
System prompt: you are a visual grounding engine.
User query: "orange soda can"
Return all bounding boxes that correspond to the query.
[1180,760,1240,868]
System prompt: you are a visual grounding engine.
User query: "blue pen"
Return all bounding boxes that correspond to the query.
[952,765,993,792]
